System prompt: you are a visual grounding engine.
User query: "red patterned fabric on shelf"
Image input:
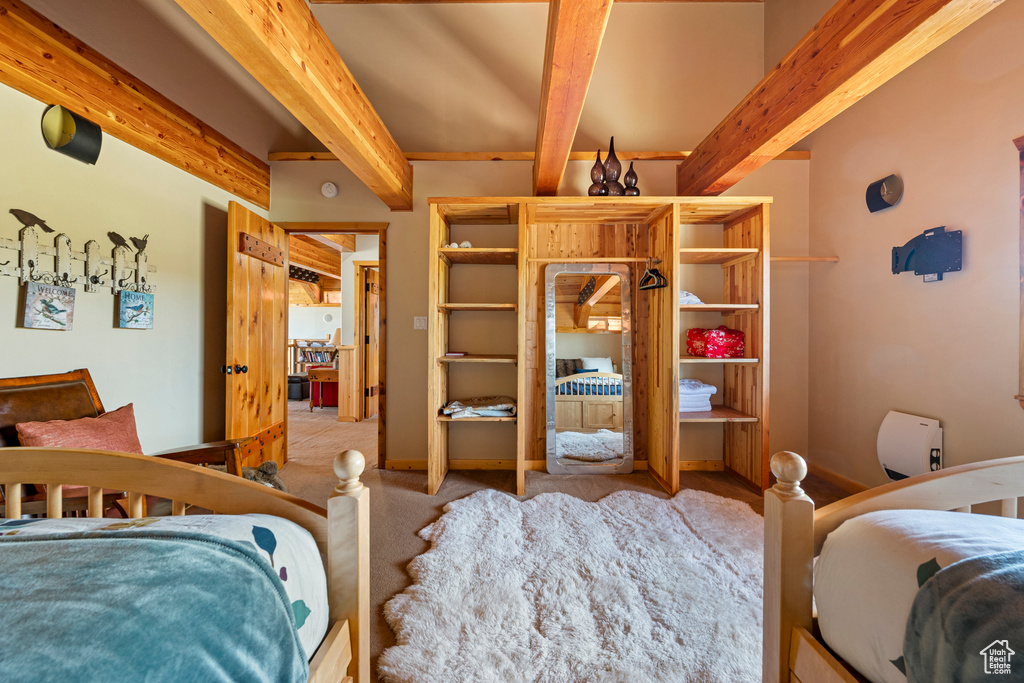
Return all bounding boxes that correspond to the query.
[686,328,708,357]
[705,325,745,358]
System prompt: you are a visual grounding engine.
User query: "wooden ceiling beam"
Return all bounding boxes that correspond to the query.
[0,0,269,209]
[303,234,357,252]
[174,0,413,210]
[279,222,389,234]
[311,0,759,3]
[289,235,341,277]
[532,0,614,196]
[270,150,811,162]
[582,275,618,308]
[676,0,1005,196]
[289,280,321,305]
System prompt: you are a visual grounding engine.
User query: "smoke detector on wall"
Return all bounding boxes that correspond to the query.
[320,181,338,199]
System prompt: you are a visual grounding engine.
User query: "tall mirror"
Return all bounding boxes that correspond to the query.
[545,263,633,474]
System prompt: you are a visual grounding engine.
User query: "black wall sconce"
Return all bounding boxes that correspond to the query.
[41,105,102,165]
[866,173,903,212]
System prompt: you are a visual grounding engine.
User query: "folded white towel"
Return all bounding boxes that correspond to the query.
[679,290,703,305]
[679,400,713,413]
[679,379,717,396]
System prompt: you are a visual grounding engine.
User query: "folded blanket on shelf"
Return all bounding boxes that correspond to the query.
[443,396,517,419]
[679,290,703,305]
[679,379,717,397]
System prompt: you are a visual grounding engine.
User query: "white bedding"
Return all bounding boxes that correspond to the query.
[814,509,1024,683]
[0,513,328,659]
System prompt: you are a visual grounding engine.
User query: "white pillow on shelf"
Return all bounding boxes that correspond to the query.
[579,356,614,374]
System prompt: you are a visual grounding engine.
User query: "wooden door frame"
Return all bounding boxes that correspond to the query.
[353,260,379,422]
[280,222,388,468]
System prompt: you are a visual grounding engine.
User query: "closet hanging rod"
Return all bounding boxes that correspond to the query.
[771,256,839,262]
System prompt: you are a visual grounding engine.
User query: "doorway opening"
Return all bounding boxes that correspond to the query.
[282,222,388,469]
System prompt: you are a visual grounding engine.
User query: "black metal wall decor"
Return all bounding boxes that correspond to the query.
[289,265,319,283]
[1,208,156,294]
[892,226,962,282]
[41,105,102,165]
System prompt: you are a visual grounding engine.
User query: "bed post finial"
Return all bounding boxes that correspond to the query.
[328,450,370,683]
[333,449,365,495]
[770,451,808,498]
[764,451,814,683]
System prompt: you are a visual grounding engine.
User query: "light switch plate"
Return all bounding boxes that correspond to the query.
[413,316,427,330]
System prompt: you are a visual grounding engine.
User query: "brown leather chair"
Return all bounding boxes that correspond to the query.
[0,368,247,516]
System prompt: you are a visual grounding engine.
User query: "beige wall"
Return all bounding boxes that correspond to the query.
[0,84,266,450]
[804,4,1024,485]
[271,158,809,465]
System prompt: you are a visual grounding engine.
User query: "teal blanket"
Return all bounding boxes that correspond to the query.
[905,549,1024,682]
[0,529,308,683]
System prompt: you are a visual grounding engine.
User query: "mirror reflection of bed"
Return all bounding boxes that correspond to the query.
[546,264,633,473]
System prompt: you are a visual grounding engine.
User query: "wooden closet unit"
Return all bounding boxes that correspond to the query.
[427,201,524,496]
[427,197,770,496]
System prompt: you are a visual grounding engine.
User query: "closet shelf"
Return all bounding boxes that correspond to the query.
[679,356,759,364]
[436,414,516,423]
[679,248,758,265]
[679,304,759,313]
[438,248,518,265]
[678,406,758,423]
[437,303,517,312]
[438,354,517,364]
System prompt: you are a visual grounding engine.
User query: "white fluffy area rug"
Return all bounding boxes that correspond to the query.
[555,429,624,462]
[379,489,763,683]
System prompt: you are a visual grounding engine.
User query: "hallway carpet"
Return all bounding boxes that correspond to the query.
[281,399,378,503]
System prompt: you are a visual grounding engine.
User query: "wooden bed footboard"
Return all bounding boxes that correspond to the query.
[764,451,1024,683]
[554,372,624,430]
[0,447,370,683]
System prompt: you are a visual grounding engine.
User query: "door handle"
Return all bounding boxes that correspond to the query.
[221,365,233,375]
[235,364,248,374]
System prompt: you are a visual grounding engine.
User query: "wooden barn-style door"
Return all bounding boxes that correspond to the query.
[225,202,288,468]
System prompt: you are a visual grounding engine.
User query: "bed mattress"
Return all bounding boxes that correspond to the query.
[0,513,328,660]
[814,509,1024,683]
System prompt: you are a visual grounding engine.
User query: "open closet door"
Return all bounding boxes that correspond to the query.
[645,206,680,494]
[225,201,288,469]
[364,268,380,418]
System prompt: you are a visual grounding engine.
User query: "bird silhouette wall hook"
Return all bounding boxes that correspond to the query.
[10,209,54,233]
[107,231,132,252]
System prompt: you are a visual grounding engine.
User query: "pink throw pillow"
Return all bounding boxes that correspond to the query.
[16,403,144,454]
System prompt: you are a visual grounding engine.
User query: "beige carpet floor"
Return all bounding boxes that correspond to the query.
[281,399,378,502]
[279,403,850,682]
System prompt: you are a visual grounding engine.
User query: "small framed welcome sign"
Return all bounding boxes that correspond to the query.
[118,291,154,329]
[23,282,75,330]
